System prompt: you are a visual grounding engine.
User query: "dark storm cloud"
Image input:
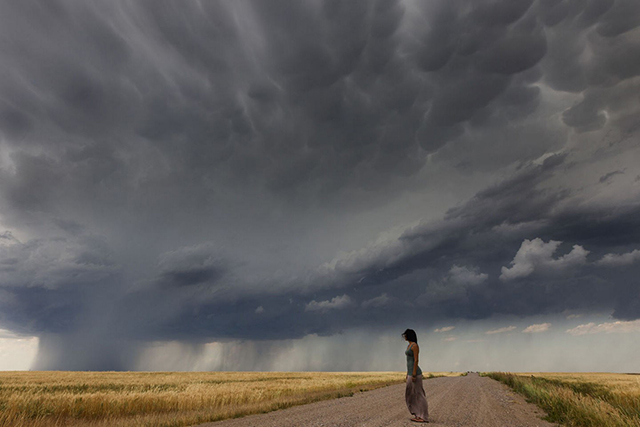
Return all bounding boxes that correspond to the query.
[0,0,639,369]
[0,0,636,230]
[3,0,634,216]
[0,234,118,290]
[0,233,120,343]
[59,155,638,344]
[298,154,640,322]
[150,243,227,289]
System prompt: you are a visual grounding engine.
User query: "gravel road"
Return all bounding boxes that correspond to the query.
[193,373,557,427]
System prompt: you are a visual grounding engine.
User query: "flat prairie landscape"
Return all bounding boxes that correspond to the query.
[0,371,458,427]
[486,372,640,427]
[5,370,637,427]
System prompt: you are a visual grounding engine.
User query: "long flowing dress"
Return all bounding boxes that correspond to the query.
[405,344,429,421]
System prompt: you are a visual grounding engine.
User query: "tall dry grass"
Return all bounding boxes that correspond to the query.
[0,371,459,427]
[485,372,640,427]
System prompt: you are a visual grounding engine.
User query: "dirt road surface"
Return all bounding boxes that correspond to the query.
[194,373,557,427]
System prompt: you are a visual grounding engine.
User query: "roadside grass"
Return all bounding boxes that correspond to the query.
[0,371,461,427]
[484,372,640,427]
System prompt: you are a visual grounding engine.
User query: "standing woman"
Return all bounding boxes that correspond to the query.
[403,329,429,423]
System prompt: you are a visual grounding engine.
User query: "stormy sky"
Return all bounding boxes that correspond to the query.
[1,0,640,372]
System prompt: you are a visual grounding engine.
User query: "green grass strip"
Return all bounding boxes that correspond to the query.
[483,372,639,427]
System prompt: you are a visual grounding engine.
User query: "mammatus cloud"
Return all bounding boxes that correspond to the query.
[305,294,353,312]
[500,238,589,281]
[486,326,517,335]
[597,249,640,267]
[522,323,551,333]
[566,320,640,336]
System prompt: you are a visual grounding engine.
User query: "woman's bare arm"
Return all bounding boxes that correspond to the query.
[412,343,419,378]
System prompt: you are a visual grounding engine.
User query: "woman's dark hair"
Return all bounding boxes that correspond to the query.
[402,329,418,343]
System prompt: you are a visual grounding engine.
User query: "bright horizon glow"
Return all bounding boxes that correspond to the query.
[0,331,38,371]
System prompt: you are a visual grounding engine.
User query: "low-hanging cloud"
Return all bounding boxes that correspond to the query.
[597,249,640,267]
[361,293,390,308]
[500,238,589,281]
[305,294,353,312]
[523,323,551,333]
[566,319,640,336]
[486,326,517,335]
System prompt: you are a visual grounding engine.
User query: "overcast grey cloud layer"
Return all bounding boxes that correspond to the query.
[0,0,639,370]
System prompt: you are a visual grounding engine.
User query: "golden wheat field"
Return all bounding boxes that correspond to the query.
[485,372,640,427]
[0,371,460,427]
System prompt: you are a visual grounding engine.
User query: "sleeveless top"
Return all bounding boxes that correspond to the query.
[405,343,423,376]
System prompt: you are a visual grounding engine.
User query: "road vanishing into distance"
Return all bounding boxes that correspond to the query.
[195,373,557,427]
